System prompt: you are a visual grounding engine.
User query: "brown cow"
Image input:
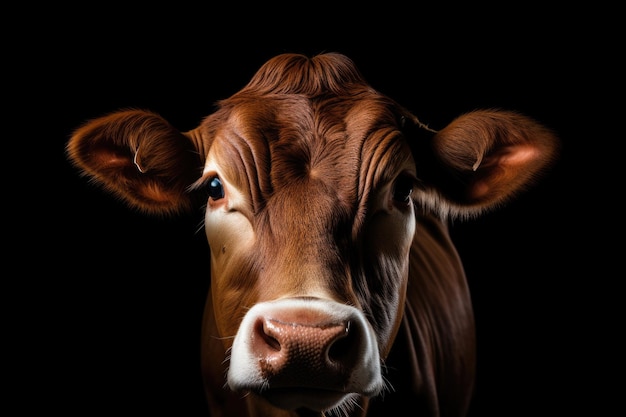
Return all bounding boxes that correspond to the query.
[66,53,558,417]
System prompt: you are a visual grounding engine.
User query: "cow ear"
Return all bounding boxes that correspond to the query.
[415,109,559,217]
[66,109,204,216]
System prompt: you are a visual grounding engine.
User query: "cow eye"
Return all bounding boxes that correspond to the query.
[208,176,225,200]
[393,175,414,205]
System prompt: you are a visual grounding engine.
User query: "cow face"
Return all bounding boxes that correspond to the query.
[66,53,558,417]
[194,99,418,411]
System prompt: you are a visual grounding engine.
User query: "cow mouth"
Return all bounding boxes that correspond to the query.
[256,386,352,412]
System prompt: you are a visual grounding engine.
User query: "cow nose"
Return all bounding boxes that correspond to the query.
[251,311,358,388]
[227,299,384,409]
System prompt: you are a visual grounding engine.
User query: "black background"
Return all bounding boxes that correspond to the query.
[13,3,619,416]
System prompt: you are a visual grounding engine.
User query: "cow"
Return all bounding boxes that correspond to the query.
[66,52,558,417]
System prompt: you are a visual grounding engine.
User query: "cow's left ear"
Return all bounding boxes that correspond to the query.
[413,109,559,217]
[67,109,205,216]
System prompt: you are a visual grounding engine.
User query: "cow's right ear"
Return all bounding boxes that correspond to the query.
[66,109,205,216]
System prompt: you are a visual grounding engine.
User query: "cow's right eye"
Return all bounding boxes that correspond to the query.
[392,174,414,206]
[208,176,225,200]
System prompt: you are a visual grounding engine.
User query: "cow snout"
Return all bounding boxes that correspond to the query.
[253,313,354,386]
[227,298,384,412]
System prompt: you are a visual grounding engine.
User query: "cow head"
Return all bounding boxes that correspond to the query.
[66,53,558,417]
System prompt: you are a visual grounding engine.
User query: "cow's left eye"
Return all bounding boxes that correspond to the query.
[208,176,225,200]
[392,175,414,205]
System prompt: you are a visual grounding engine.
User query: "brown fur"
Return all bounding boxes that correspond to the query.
[67,53,559,417]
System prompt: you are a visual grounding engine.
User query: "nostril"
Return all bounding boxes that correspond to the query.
[256,318,281,351]
[327,321,356,365]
